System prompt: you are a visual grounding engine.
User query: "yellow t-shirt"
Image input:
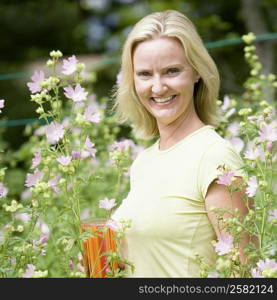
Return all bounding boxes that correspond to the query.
[112,125,244,277]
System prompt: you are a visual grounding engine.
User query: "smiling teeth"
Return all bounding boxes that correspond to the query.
[153,95,175,103]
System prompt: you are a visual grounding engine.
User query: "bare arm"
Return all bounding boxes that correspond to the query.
[205,177,251,263]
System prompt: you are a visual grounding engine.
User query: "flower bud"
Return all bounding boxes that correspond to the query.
[59,178,66,185]
[56,50,63,58]
[259,181,268,189]
[250,69,258,76]
[75,113,85,126]
[200,270,208,277]
[36,107,44,114]
[260,100,269,107]
[259,74,266,80]
[46,59,55,67]
[32,199,39,207]
[268,74,276,82]
[236,226,242,233]
[238,108,252,116]
[5,224,14,231]
[76,63,85,72]
[50,50,63,58]
[230,99,237,107]
[17,225,24,232]
[242,32,256,44]
[266,141,273,152]
[52,101,61,110]
[40,80,49,89]
[239,121,246,128]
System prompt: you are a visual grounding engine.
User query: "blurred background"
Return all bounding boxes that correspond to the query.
[0,0,276,150]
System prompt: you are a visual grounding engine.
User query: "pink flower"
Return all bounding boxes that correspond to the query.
[227,122,240,137]
[34,125,46,136]
[251,268,263,278]
[111,139,132,152]
[67,183,73,191]
[106,220,120,231]
[35,220,50,238]
[71,150,82,160]
[131,144,145,160]
[266,141,273,152]
[45,122,65,144]
[225,108,236,119]
[259,123,277,142]
[251,258,277,278]
[207,272,219,278]
[244,147,260,160]
[268,209,277,222]
[62,55,78,75]
[99,198,116,210]
[228,137,244,153]
[64,84,88,102]
[80,208,90,220]
[77,262,85,273]
[213,234,234,255]
[56,155,72,166]
[116,70,123,85]
[15,213,31,223]
[246,176,258,197]
[84,136,97,158]
[31,148,42,169]
[216,171,235,186]
[22,264,36,278]
[0,183,8,198]
[0,99,5,113]
[221,95,231,111]
[257,146,266,162]
[25,169,43,187]
[27,70,45,94]
[84,104,101,123]
[21,189,31,200]
[68,259,75,271]
[48,175,61,193]
[71,127,81,136]
[38,233,48,245]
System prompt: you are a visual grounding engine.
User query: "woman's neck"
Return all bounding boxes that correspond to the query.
[157,107,205,151]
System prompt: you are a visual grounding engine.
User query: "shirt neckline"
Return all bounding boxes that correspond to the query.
[154,125,215,154]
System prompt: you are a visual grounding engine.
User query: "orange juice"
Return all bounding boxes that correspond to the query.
[81,218,118,278]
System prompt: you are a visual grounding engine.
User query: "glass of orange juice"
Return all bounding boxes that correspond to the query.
[81,218,118,278]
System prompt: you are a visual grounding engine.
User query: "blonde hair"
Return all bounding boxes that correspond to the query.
[113,10,220,139]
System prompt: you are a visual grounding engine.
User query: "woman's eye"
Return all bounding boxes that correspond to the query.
[167,68,180,74]
[138,71,151,77]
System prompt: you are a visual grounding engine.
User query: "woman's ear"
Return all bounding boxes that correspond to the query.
[194,74,200,83]
[193,69,200,83]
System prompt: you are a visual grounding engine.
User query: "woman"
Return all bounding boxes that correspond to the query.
[111,10,249,277]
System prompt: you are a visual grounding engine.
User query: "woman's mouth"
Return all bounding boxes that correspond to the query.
[150,95,177,104]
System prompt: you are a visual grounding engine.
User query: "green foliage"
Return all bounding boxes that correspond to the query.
[0,51,137,277]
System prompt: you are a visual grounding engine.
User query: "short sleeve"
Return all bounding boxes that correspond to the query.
[197,140,245,199]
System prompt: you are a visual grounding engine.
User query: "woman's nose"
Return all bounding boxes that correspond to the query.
[151,76,167,95]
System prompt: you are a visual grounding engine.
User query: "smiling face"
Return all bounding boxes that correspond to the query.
[133,36,200,127]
